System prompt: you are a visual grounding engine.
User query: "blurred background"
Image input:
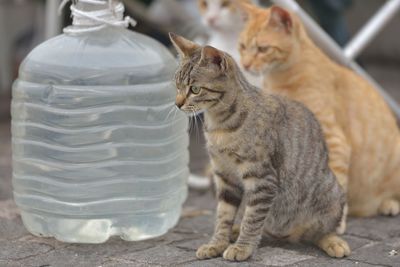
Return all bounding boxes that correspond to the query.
[1,0,400,117]
[0,0,399,198]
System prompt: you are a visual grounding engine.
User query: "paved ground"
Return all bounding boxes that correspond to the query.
[0,188,400,267]
[0,61,400,266]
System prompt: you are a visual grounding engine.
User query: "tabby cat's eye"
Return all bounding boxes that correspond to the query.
[190,86,201,94]
[258,46,270,53]
[239,43,246,50]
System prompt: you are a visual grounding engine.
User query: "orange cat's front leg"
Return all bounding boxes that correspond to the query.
[321,122,351,234]
[324,126,351,191]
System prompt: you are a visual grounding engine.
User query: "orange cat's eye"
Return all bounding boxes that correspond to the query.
[239,43,246,50]
[258,46,270,53]
[221,0,230,8]
[201,0,207,8]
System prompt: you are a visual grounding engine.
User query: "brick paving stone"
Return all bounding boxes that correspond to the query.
[288,258,383,267]
[182,258,266,267]
[7,236,155,267]
[174,213,215,237]
[254,246,315,266]
[0,239,54,262]
[348,238,400,267]
[14,246,106,267]
[346,216,400,241]
[0,137,399,267]
[342,235,374,252]
[173,236,210,252]
[0,217,27,241]
[117,245,197,266]
[102,258,163,267]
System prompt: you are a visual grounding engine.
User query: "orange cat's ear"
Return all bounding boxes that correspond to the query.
[200,46,226,70]
[235,1,256,22]
[169,32,199,58]
[268,6,293,33]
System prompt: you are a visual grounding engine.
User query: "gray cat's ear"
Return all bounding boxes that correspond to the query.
[169,32,199,58]
[267,6,293,33]
[200,46,226,70]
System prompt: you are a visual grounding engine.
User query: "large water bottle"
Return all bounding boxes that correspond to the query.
[11,0,189,243]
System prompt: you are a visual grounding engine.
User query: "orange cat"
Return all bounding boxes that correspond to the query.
[238,4,400,220]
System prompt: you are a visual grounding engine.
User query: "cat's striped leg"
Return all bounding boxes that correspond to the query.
[196,172,243,260]
[223,174,276,261]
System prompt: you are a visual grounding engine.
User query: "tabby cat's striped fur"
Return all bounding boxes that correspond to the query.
[170,33,350,261]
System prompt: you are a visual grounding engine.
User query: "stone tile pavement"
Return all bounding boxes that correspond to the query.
[0,188,400,266]
[0,62,400,266]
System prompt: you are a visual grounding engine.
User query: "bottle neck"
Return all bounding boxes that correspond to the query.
[61,0,135,34]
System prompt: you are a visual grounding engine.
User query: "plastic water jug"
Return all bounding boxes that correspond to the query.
[11,0,189,243]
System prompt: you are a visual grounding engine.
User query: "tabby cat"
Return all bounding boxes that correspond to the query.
[238,4,400,220]
[170,32,350,261]
[197,0,263,87]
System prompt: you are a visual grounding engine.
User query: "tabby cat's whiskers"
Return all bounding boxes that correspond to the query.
[164,105,178,123]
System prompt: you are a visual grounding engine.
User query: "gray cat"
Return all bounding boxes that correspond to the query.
[169,33,350,261]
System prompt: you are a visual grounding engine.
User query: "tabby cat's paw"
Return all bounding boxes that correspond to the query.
[223,244,253,261]
[318,234,351,258]
[196,242,229,259]
[378,199,400,216]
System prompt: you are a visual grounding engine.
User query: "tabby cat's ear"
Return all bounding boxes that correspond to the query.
[267,6,293,33]
[235,1,257,22]
[169,32,199,58]
[200,46,226,70]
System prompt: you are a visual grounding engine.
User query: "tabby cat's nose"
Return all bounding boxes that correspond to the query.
[176,95,185,109]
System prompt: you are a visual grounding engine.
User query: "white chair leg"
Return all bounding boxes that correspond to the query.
[344,0,400,60]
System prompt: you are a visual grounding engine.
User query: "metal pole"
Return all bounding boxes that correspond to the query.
[45,0,62,39]
[344,0,400,59]
[271,0,400,118]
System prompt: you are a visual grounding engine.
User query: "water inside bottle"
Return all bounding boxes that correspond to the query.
[12,27,189,243]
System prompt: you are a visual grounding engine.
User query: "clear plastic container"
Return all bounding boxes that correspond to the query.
[11,5,189,243]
